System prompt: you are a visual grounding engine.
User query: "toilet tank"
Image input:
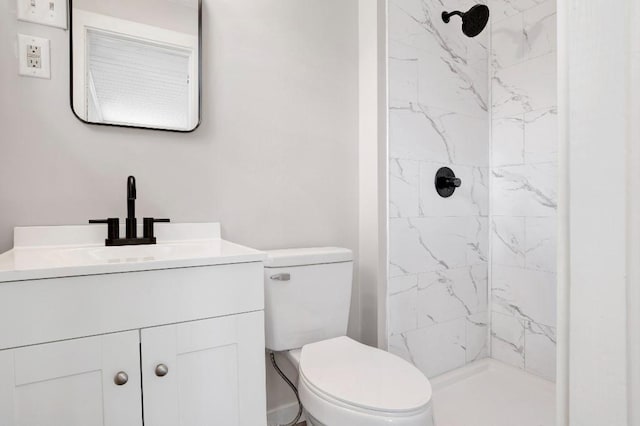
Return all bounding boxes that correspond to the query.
[263,247,354,352]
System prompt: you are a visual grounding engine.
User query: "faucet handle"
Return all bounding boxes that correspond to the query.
[143,218,171,239]
[89,218,120,241]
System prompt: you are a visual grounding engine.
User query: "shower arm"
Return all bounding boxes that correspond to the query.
[442,10,464,23]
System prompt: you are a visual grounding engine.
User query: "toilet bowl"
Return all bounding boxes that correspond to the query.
[264,248,434,426]
[286,337,434,426]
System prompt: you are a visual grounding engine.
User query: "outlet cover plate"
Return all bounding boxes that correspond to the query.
[17,0,67,29]
[18,34,50,79]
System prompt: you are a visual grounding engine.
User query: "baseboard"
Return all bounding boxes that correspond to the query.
[430,358,555,391]
[430,358,492,390]
[267,401,306,426]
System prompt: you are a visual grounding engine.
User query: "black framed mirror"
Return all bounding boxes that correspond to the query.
[70,0,201,132]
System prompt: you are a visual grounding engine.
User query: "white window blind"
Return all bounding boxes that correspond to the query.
[86,29,193,130]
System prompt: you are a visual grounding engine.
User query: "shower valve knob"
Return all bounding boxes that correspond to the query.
[443,177,462,187]
[435,167,462,198]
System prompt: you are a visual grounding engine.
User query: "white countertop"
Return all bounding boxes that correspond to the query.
[0,223,265,283]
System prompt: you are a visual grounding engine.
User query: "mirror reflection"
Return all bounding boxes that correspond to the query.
[70,0,200,131]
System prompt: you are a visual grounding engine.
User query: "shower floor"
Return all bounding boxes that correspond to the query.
[431,359,555,426]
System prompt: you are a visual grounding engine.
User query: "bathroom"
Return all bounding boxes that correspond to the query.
[0,0,637,425]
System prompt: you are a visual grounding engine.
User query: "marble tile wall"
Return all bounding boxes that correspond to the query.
[387,0,490,378]
[489,0,557,381]
[388,0,557,381]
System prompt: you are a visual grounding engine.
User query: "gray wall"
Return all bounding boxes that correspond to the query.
[1,0,360,412]
[75,0,197,34]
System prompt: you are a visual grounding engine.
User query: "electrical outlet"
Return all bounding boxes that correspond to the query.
[28,45,40,55]
[27,56,41,69]
[27,44,41,69]
[18,34,50,79]
[16,0,67,29]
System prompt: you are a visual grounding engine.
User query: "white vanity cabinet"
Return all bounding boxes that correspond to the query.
[142,311,266,426]
[0,224,268,426]
[0,311,264,426]
[0,331,143,426]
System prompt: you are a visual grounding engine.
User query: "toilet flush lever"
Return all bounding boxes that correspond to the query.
[270,273,291,281]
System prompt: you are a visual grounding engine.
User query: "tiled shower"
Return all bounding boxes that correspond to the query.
[387,0,557,381]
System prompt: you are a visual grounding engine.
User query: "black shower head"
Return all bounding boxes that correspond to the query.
[442,4,490,38]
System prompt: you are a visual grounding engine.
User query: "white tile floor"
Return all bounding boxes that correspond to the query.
[431,359,555,426]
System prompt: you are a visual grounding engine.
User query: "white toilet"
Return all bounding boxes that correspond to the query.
[264,247,434,426]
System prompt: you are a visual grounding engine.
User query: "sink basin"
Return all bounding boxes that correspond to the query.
[51,241,219,265]
[0,223,266,282]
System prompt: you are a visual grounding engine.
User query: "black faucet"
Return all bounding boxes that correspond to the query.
[90,176,170,246]
[126,176,137,239]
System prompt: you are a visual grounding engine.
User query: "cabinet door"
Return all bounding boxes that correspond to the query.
[0,331,142,426]
[141,311,266,426]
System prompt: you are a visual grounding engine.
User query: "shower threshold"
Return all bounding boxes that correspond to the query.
[431,359,555,426]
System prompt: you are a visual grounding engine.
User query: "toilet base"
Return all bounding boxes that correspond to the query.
[305,407,435,426]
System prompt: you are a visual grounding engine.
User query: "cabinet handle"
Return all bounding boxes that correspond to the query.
[270,273,291,281]
[155,364,169,377]
[114,371,129,386]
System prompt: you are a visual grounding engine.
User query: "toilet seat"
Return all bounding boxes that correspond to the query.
[297,337,434,426]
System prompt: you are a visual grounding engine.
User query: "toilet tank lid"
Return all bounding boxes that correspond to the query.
[264,247,353,268]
